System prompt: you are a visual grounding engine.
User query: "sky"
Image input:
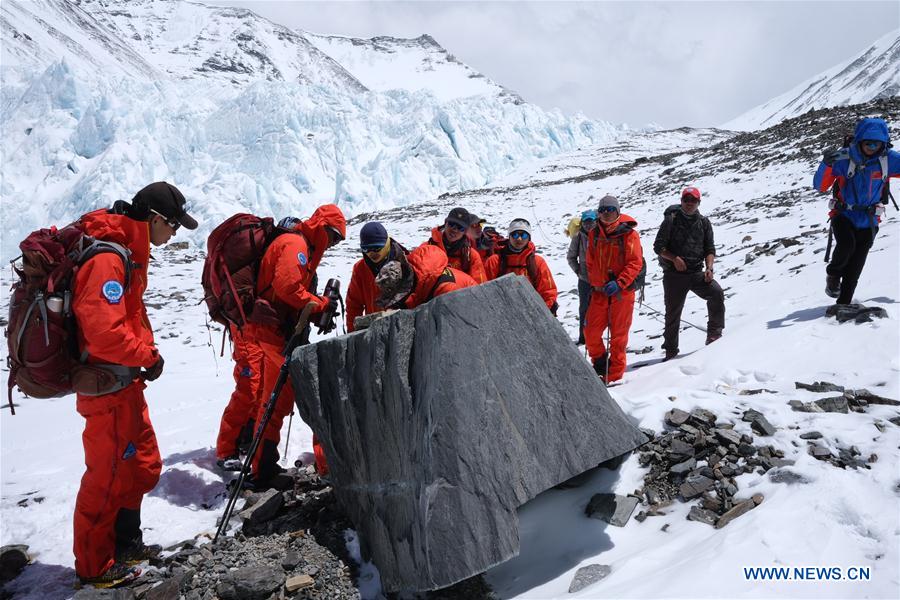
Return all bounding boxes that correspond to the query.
[207,1,898,129]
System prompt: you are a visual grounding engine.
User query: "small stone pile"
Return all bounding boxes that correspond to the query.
[627,407,790,529]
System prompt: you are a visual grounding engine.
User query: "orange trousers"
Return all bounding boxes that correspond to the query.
[247,325,328,479]
[74,384,161,579]
[585,289,635,382]
[215,333,262,459]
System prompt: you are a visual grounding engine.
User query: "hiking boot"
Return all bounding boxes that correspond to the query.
[247,472,294,492]
[825,275,841,299]
[116,542,162,566]
[592,354,608,377]
[216,455,244,472]
[663,350,679,362]
[78,563,141,589]
[705,334,721,345]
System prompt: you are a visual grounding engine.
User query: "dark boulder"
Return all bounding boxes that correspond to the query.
[290,276,646,592]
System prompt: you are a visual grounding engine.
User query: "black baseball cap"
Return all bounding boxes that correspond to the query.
[131,182,198,230]
[445,207,471,229]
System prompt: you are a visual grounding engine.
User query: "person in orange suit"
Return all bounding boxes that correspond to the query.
[214,324,262,470]
[374,244,477,310]
[484,218,558,313]
[244,205,346,486]
[72,182,197,588]
[584,195,644,383]
[345,222,409,332]
[422,207,486,283]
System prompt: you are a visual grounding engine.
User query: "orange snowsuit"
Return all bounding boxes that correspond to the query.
[245,205,346,479]
[71,210,161,579]
[345,240,407,332]
[423,227,487,283]
[404,244,478,308]
[484,241,558,310]
[215,324,262,459]
[584,214,644,383]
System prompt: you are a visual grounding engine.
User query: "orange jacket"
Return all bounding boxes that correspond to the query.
[422,227,487,283]
[404,244,478,308]
[73,210,158,370]
[345,240,408,332]
[586,213,644,289]
[256,205,346,318]
[484,241,558,309]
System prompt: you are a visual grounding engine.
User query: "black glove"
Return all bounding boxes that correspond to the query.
[822,147,842,166]
[144,355,164,381]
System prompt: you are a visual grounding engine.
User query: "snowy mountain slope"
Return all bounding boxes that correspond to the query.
[0,0,621,259]
[724,30,900,131]
[305,32,519,103]
[3,98,898,599]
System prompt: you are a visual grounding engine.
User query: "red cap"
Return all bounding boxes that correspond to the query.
[681,187,701,201]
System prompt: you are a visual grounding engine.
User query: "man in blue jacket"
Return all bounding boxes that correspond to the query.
[814,118,899,304]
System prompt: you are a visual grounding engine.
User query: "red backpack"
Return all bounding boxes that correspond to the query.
[6,223,133,412]
[201,214,292,331]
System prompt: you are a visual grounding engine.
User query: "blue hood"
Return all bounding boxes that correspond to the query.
[849,118,890,164]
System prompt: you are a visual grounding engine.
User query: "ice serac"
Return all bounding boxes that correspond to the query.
[289,275,647,592]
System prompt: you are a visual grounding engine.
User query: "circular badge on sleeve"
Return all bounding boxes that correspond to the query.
[102,280,124,304]
[297,252,308,266]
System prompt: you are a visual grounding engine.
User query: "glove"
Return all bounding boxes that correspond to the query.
[601,281,620,296]
[144,355,164,381]
[822,147,842,166]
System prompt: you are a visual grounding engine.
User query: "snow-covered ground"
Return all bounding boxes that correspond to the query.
[3,110,899,598]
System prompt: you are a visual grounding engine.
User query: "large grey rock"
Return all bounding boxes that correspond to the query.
[568,564,612,593]
[290,276,646,592]
[585,493,639,527]
[216,564,284,600]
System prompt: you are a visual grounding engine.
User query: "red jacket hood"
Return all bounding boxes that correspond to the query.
[297,204,346,269]
[407,244,449,299]
[79,209,150,266]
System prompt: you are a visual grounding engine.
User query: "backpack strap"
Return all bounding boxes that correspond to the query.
[77,239,134,289]
[426,269,456,301]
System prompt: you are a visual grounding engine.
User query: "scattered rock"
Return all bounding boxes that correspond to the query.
[73,590,136,599]
[585,494,639,527]
[568,564,612,593]
[769,469,809,485]
[825,303,888,323]
[165,241,189,251]
[814,397,849,414]
[239,489,284,526]
[216,564,284,600]
[795,381,844,393]
[714,428,742,446]
[285,574,315,593]
[0,545,29,583]
[281,550,301,571]
[851,389,900,406]
[715,500,756,528]
[669,458,696,475]
[687,506,718,526]
[680,474,715,499]
[808,444,832,460]
[665,408,691,427]
[799,431,822,440]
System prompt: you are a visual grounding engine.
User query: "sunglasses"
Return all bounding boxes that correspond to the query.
[446,222,468,232]
[861,140,884,150]
[681,196,700,204]
[361,244,385,254]
[509,231,530,240]
[150,209,180,231]
[597,206,618,214]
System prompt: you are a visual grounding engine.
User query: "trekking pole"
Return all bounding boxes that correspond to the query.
[824,220,834,263]
[639,302,707,333]
[214,302,316,542]
[282,411,294,466]
[889,190,899,211]
[605,270,615,380]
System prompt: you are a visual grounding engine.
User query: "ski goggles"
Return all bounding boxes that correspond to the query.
[509,231,530,240]
[861,140,884,152]
[597,206,618,213]
[150,209,181,231]
[361,243,386,254]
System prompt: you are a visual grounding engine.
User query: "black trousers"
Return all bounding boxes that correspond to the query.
[827,215,875,305]
[663,271,725,353]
